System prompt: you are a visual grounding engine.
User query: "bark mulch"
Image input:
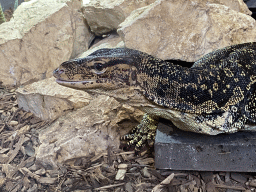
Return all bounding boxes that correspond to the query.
[1,86,256,192]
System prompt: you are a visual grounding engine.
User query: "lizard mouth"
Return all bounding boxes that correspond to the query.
[56,78,102,88]
[56,79,95,84]
[54,68,109,88]
[55,78,122,90]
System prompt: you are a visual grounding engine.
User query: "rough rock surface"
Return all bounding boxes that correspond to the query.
[118,0,256,62]
[0,0,92,86]
[82,0,156,35]
[208,0,251,15]
[16,77,92,120]
[17,74,144,167]
[36,92,144,168]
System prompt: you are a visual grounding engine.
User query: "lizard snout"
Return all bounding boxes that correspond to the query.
[53,68,64,78]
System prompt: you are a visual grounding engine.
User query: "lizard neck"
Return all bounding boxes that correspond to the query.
[133,54,210,113]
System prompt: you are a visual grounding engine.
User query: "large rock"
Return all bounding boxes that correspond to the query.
[16,77,92,120]
[82,0,156,35]
[118,0,256,62]
[0,0,92,86]
[17,71,144,167]
[36,94,143,168]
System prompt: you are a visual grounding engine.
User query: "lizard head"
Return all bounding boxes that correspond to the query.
[53,48,140,90]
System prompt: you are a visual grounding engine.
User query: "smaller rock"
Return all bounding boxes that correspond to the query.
[9,120,18,126]
[38,177,58,184]
[141,167,151,178]
[118,164,128,169]
[115,164,128,180]
[24,144,35,157]
[27,184,37,192]
[125,182,134,192]
[231,173,248,183]
[34,168,46,175]
[17,125,31,137]
[246,179,256,187]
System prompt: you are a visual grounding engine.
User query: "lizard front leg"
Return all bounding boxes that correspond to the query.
[121,113,159,152]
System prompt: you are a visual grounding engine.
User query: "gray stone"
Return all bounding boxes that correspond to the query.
[230,172,248,183]
[155,119,256,172]
[125,182,134,192]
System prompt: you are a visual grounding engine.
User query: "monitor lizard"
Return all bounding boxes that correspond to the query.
[53,42,256,152]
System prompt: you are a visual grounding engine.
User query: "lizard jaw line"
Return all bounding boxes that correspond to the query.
[56,79,98,89]
[56,79,95,84]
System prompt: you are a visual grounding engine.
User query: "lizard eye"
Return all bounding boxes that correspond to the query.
[92,62,107,74]
[94,63,104,71]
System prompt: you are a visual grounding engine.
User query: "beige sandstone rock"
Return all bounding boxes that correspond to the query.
[17,74,143,167]
[36,93,143,168]
[201,0,251,15]
[82,0,156,35]
[16,77,92,120]
[0,0,92,86]
[118,0,256,62]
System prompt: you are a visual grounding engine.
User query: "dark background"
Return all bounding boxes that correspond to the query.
[246,0,256,7]
[245,0,256,18]
[0,0,24,11]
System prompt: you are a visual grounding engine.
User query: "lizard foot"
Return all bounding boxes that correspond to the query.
[121,114,158,153]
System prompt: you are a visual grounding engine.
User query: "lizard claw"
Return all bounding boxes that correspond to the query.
[121,114,158,153]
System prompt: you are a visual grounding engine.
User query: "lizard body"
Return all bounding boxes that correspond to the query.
[53,42,256,151]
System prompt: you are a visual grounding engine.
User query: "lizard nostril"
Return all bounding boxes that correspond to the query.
[59,69,64,74]
[53,69,65,78]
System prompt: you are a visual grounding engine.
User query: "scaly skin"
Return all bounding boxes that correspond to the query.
[53,42,256,152]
